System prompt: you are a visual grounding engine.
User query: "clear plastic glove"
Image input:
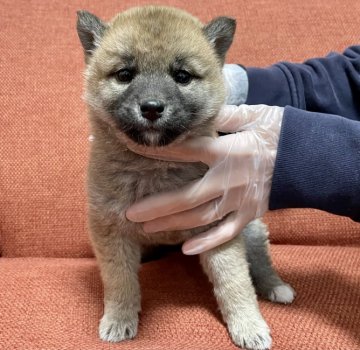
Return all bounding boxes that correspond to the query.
[126,104,284,255]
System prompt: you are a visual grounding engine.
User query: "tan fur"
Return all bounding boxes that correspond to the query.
[77,6,294,349]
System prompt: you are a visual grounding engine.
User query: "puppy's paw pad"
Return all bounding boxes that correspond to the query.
[268,284,296,304]
[228,317,272,350]
[99,313,138,342]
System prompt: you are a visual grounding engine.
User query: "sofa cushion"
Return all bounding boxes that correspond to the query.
[264,209,360,247]
[1,1,360,256]
[1,245,359,349]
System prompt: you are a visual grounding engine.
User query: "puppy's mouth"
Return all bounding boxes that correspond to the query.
[110,107,194,147]
[121,124,184,147]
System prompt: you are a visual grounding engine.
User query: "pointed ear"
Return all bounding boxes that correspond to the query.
[76,10,107,59]
[203,17,236,63]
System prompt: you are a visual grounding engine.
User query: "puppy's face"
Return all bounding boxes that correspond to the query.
[77,6,235,146]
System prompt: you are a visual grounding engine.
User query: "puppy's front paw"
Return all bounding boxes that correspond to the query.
[267,284,296,304]
[99,311,138,342]
[228,315,272,350]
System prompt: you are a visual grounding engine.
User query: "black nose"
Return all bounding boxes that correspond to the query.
[140,100,165,122]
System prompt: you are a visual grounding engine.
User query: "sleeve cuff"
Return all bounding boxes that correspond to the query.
[223,64,249,105]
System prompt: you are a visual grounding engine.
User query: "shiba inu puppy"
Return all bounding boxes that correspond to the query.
[77,6,295,349]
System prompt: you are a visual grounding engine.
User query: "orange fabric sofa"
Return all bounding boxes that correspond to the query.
[1,1,360,349]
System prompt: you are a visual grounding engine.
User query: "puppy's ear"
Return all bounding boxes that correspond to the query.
[203,17,236,63]
[76,10,107,60]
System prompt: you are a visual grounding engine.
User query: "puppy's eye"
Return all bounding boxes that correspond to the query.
[115,68,135,83]
[172,70,193,85]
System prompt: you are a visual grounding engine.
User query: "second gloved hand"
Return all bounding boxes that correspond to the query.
[126,104,284,254]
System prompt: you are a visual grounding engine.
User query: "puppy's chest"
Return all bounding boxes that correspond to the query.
[117,161,209,244]
[129,162,206,201]
[89,151,211,244]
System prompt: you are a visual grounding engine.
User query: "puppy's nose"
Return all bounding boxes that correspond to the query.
[140,100,165,122]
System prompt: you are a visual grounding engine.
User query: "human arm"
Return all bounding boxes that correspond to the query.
[126,46,360,254]
[126,105,360,254]
[229,46,360,120]
[270,106,360,222]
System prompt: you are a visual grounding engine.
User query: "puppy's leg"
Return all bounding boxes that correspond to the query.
[90,220,141,342]
[200,234,271,350]
[243,220,296,304]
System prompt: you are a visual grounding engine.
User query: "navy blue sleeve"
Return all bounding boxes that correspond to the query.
[269,107,360,222]
[246,46,360,120]
[244,46,360,221]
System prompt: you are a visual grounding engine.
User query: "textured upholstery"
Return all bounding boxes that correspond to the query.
[1,0,360,349]
[1,247,360,350]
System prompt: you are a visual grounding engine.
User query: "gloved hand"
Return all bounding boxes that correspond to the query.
[126,104,285,255]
